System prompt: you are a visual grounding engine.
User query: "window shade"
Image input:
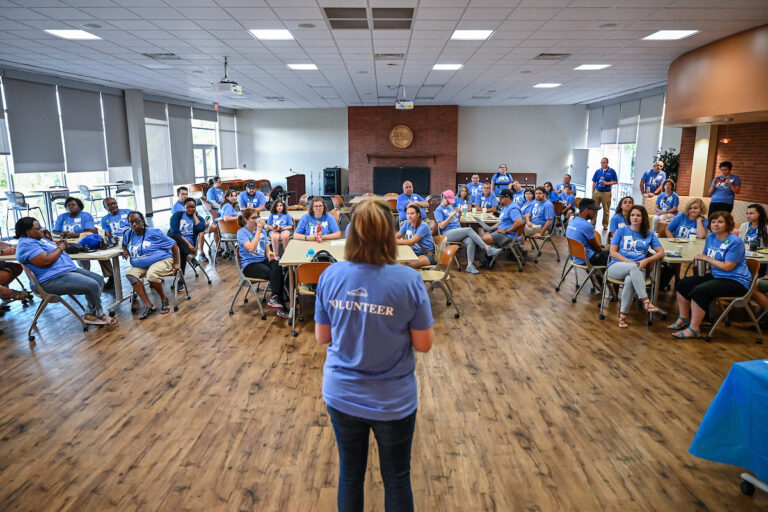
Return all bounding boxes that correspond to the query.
[193,107,217,122]
[219,111,235,131]
[58,86,107,172]
[600,104,619,145]
[145,122,173,197]
[219,112,237,169]
[617,100,640,144]
[635,94,665,177]
[143,100,166,121]
[102,93,131,167]
[0,101,9,155]
[2,78,65,173]
[168,104,194,185]
[586,107,602,149]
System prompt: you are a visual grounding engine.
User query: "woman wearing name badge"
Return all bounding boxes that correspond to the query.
[670,211,753,339]
[651,179,679,231]
[607,205,664,329]
[237,208,289,318]
[665,199,708,240]
[396,204,435,269]
[15,216,116,326]
[739,204,768,249]
[454,185,471,210]
[294,197,341,241]
[608,196,634,244]
[267,199,294,258]
[219,190,241,222]
[314,199,434,512]
[123,212,180,318]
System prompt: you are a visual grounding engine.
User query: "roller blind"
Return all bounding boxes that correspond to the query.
[102,93,131,167]
[219,112,237,169]
[219,111,235,131]
[617,99,640,144]
[3,78,65,173]
[600,103,619,145]
[0,95,9,155]
[634,94,666,196]
[168,104,194,185]
[143,100,166,121]
[586,107,602,148]
[58,86,107,172]
[193,107,217,122]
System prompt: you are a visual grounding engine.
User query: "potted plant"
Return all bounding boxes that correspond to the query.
[655,148,680,182]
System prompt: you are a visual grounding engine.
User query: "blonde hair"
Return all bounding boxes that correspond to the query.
[345,199,396,265]
[683,198,707,217]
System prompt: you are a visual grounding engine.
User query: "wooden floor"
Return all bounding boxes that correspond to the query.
[1,238,766,511]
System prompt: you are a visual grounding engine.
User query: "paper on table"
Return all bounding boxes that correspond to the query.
[330,240,345,246]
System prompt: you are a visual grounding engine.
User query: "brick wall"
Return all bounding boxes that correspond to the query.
[676,121,768,202]
[347,106,458,195]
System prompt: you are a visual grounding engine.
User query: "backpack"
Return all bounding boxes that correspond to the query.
[311,250,337,263]
[79,233,102,250]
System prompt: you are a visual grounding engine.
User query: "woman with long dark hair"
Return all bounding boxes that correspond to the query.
[396,203,435,269]
[739,204,768,249]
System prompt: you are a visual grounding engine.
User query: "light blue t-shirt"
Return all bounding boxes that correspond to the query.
[267,213,294,232]
[400,221,434,255]
[609,213,629,234]
[178,213,197,245]
[547,190,559,203]
[609,225,661,266]
[592,168,618,192]
[100,209,131,236]
[497,203,523,240]
[566,217,596,265]
[238,190,267,209]
[237,226,269,267]
[467,183,483,197]
[206,186,225,208]
[558,192,575,206]
[472,193,498,209]
[295,212,340,236]
[491,172,512,195]
[710,175,741,204]
[512,190,526,207]
[529,200,555,226]
[54,211,95,234]
[15,237,77,284]
[454,196,469,208]
[172,200,185,214]
[668,213,707,239]
[396,193,427,221]
[704,233,751,290]
[642,169,666,193]
[656,192,679,212]
[123,227,175,269]
[315,261,434,421]
[555,181,572,194]
[434,203,461,233]
[744,226,761,244]
[220,202,239,219]
[521,200,534,216]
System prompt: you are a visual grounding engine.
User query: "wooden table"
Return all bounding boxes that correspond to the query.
[459,212,499,225]
[349,195,387,204]
[259,210,306,222]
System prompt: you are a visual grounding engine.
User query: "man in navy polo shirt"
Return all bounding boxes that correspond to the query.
[591,157,618,230]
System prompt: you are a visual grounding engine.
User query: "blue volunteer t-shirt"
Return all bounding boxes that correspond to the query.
[400,221,434,255]
[267,213,294,232]
[54,211,95,234]
[547,190,559,202]
[668,213,707,239]
[609,213,629,233]
[295,212,340,236]
[512,190,526,207]
[172,200,185,214]
[704,233,751,289]
[521,200,534,216]
[237,226,269,267]
[530,200,555,226]
[491,172,512,195]
[497,204,523,240]
[656,192,679,212]
[642,169,666,193]
[609,226,661,266]
[220,202,239,220]
[710,175,741,204]
[555,182,571,194]
[434,204,461,232]
[396,193,427,221]
[454,196,469,208]
[559,192,575,206]
[592,168,618,192]
[178,213,197,245]
[472,193,498,209]
[315,261,434,421]
[744,226,761,244]
[467,183,483,197]
[566,216,597,265]
[206,186,225,208]
[15,237,77,284]
[101,209,131,236]
[238,190,267,209]
[123,227,174,269]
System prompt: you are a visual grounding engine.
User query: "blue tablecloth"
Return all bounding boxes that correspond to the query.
[690,359,768,481]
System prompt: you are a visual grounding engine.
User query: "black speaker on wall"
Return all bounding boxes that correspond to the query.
[323,167,348,195]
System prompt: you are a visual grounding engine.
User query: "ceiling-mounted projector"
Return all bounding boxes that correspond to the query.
[395,100,414,110]
[211,56,243,95]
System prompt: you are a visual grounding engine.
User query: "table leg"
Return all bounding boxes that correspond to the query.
[43,192,54,230]
[652,260,667,318]
[106,255,130,315]
[287,264,296,332]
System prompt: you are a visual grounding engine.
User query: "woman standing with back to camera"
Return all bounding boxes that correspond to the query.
[314,199,434,512]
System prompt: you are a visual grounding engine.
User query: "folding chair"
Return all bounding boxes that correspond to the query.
[20,264,87,342]
[215,219,239,264]
[555,238,606,303]
[195,197,216,259]
[115,181,137,209]
[291,262,332,337]
[78,185,103,218]
[229,248,268,319]
[298,194,308,206]
[129,266,189,314]
[420,244,461,319]
[287,205,305,211]
[552,202,565,236]
[49,187,69,218]
[527,220,560,264]
[5,192,44,234]
[598,260,655,325]
[485,224,526,272]
[706,259,763,343]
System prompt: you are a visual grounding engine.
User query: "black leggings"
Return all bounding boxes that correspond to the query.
[169,234,195,274]
[675,273,747,310]
[709,202,733,214]
[243,261,285,304]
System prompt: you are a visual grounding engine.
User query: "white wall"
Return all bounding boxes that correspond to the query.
[235,108,348,195]
[457,105,587,186]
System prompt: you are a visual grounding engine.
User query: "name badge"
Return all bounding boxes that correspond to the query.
[406,229,413,237]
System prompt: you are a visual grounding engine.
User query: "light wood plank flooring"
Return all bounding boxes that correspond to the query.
[0,238,766,511]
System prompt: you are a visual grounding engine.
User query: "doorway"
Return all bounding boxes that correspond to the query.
[194,145,218,182]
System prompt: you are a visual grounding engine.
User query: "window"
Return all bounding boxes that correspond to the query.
[588,143,637,208]
[145,118,174,210]
[192,119,217,145]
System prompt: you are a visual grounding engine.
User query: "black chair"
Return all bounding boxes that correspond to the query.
[5,191,44,234]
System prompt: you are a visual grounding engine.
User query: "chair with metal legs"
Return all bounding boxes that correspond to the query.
[129,267,189,314]
[5,192,44,234]
[527,220,560,264]
[706,259,763,343]
[555,238,606,303]
[229,248,268,319]
[78,185,103,219]
[20,264,87,342]
[420,244,461,319]
[598,260,655,325]
[291,262,332,337]
[115,181,137,209]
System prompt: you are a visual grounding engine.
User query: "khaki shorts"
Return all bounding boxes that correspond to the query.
[127,258,174,283]
[524,224,543,237]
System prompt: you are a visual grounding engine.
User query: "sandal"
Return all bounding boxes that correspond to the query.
[618,312,629,329]
[83,314,107,325]
[667,316,690,330]
[139,306,156,320]
[641,298,659,313]
[672,327,700,339]
[160,300,170,314]
[0,289,30,302]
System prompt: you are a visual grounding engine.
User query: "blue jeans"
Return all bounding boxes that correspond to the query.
[326,405,416,512]
[41,268,105,316]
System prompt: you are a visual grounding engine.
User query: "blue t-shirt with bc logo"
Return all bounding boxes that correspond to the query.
[315,261,434,421]
[530,200,555,226]
[642,169,666,193]
[547,190,559,203]
[101,209,131,236]
[609,213,629,234]
[206,186,225,208]
[668,213,707,238]
[497,203,523,240]
[396,193,427,221]
[467,183,483,197]
[400,221,434,255]
[656,192,679,211]
[491,172,512,195]
[559,192,575,206]
[566,216,596,265]
[237,226,269,267]
[512,190,526,206]
[454,196,469,208]
[704,233,751,289]
[267,213,294,232]
[710,175,741,204]
[54,211,94,234]
[123,227,174,269]
[434,204,461,232]
[744,226,761,244]
[592,168,618,192]
[15,237,77,284]
[178,213,197,245]
[295,212,340,236]
[238,190,267,209]
[609,226,661,266]
[472,193,498,209]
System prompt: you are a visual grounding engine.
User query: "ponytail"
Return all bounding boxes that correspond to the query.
[239,207,257,227]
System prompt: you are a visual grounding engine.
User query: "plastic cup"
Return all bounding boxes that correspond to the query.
[482,207,487,215]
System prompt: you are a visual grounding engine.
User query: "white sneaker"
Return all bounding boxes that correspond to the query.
[486,246,501,257]
[465,264,480,274]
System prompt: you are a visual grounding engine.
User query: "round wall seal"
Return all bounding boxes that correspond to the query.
[389,124,413,149]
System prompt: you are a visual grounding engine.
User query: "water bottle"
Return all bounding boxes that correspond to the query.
[316,223,322,243]
[306,248,315,260]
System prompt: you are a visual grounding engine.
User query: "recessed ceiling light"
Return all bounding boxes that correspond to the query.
[451,30,493,41]
[520,70,531,74]
[81,23,102,30]
[533,83,561,88]
[598,23,618,29]
[44,29,101,40]
[298,23,315,29]
[287,63,317,70]
[356,70,368,74]
[574,64,611,70]
[249,29,294,40]
[433,64,462,71]
[643,30,699,41]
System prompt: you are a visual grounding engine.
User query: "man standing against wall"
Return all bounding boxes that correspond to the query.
[591,157,618,229]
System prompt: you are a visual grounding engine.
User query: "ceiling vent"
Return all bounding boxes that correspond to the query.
[325,7,369,29]
[375,53,405,60]
[472,96,492,100]
[142,53,181,60]
[534,53,571,61]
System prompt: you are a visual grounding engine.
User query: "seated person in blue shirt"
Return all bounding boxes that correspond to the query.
[314,199,433,512]
[555,174,573,195]
[172,186,189,214]
[0,241,26,302]
[123,211,180,318]
[566,198,609,268]
[267,199,294,258]
[238,181,267,211]
[294,197,341,240]
[472,182,498,213]
[435,190,500,274]
[480,188,525,248]
[640,160,666,197]
[168,198,206,280]
[739,204,768,249]
[520,188,535,215]
[219,189,241,222]
[651,179,679,231]
[558,184,576,221]
[454,185,471,210]
[670,211,752,339]
[608,196,634,244]
[544,182,559,203]
[491,163,512,195]
[204,178,223,251]
[510,181,526,207]
[396,181,429,222]
[101,197,131,237]
[396,204,435,269]
[467,174,483,197]
[607,205,664,329]
[15,216,116,325]
[523,187,555,238]
[238,207,288,318]
[665,198,708,239]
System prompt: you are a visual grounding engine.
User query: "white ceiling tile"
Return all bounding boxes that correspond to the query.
[272,7,324,19]
[412,20,458,30]
[223,7,277,19]
[416,8,466,20]
[152,19,202,30]
[462,8,513,20]
[509,7,562,20]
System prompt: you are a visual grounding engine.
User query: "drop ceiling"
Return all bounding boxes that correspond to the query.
[0,0,766,109]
